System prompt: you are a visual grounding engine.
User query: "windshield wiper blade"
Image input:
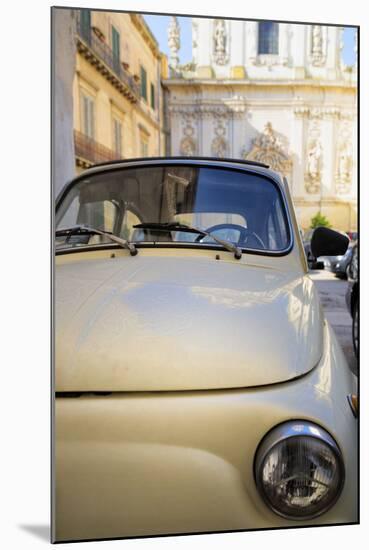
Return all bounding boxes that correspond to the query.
[55,224,138,256]
[133,222,242,260]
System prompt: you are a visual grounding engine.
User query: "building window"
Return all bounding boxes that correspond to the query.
[140,66,147,101]
[80,9,91,43]
[150,83,155,110]
[140,139,148,157]
[113,118,123,156]
[112,26,120,73]
[81,92,95,139]
[258,21,279,54]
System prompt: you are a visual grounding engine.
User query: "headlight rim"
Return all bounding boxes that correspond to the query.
[253,420,345,521]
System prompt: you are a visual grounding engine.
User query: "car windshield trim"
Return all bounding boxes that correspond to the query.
[55,162,294,258]
[55,224,138,256]
[133,222,242,259]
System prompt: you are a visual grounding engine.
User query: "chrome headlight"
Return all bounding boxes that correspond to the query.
[254,421,345,520]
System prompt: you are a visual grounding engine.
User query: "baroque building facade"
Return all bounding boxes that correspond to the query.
[164,18,357,231]
[72,10,168,174]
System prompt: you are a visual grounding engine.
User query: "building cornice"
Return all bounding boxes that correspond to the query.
[130,14,161,60]
[163,78,357,91]
[76,35,139,103]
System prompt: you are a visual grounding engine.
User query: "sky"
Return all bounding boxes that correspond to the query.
[144,15,356,67]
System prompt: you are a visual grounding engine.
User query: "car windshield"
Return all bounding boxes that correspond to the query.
[56,164,291,253]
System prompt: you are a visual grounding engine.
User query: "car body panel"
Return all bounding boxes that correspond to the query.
[55,249,322,392]
[54,324,357,542]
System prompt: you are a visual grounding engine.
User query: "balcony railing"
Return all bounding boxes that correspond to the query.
[74,130,121,167]
[76,20,140,102]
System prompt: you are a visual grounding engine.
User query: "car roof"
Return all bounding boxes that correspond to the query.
[90,156,269,170]
[75,156,283,182]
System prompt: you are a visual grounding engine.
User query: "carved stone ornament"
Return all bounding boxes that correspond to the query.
[305,139,323,193]
[192,20,199,50]
[178,110,198,156]
[310,25,326,67]
[211,115,228,157]
[169,104,233,120]
[294,106,310,119]
[335,120,353,194]
[168,17,180,73]
[335,143,352,194]
[244,122,292,175]
[213,19,228,65]
[180,136,197,156]
[211,136,227,158]
[256,55,281,67]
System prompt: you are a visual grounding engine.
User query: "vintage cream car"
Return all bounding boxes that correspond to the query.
[53,157,357,542]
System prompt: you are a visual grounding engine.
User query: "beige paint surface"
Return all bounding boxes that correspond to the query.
[55,250,322,391]
[54,324,357,541]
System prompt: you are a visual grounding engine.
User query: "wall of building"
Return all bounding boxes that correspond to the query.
[166,19,357,232]
[73,11,166,173]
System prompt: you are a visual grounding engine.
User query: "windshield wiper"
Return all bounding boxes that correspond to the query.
[55,224,138,256]
[133,222,242,260]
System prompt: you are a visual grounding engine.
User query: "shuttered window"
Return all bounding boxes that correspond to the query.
[150,83,155,110]
[81,93,95,139]
[140,140,148,157]
[80,9,91,43]
[113,118,123,156]
[140,66,147,101]
[112,26,120,72]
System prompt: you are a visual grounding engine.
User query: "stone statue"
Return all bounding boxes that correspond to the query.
[180,136,196,156]
[335,144,352,194]
[339,150,350,181]
[259,122,278,148]
[305,139,322,193]
[311,25,323,66]
[211,136,227,158]
[168,17,180,74]
[213,20,228,65]
[307,140,322,179]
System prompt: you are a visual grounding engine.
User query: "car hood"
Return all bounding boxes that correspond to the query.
[55,254,323,391]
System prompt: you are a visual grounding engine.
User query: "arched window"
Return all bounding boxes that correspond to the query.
[258,21,279,54]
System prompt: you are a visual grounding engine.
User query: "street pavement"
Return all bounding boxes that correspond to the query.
[309,269,357,376]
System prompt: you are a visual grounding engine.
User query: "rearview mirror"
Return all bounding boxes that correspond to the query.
[311,227,349,258]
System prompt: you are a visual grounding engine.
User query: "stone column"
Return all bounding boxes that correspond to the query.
[279,23,289,66]
[321,109,340,200]
[196,19,214,78]
[292,107,309,199]
[292,24,306,79]
[230,20,246,78]
[247,21,258,65]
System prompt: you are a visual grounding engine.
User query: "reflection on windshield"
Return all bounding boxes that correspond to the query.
[56,165,290,253]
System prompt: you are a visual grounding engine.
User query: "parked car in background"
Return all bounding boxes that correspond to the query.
[54,157,357,542]
[321,243,354,279]
[347,231,358,242]
[346,241,358,358]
